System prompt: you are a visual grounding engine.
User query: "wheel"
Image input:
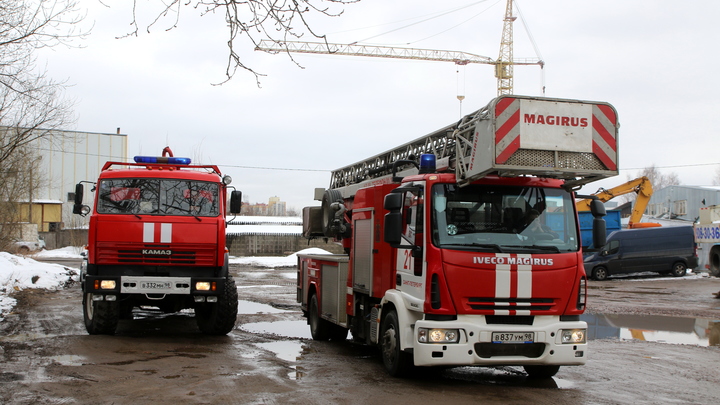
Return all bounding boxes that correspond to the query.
[195,276,238,335]
[16,246,30,255]
[380,310,413,377]
[83,292,119,335]
[670,262,687,277]
[309,294,330,340]
[321,189,344,238]
[710,248,720,277]
[523,365,560,379]
[592,266,608,281]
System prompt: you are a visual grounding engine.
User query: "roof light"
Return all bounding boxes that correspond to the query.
[419,154,436,174]
[134,156,192,165]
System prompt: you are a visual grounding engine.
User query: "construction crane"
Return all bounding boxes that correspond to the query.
[576,176,661,229]
[255,0,543,96]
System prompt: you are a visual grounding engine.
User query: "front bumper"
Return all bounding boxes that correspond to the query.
[412,315,587,367]
[83,275,229,298]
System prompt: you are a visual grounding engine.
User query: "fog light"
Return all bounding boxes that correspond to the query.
[195,282,211,291]
[105,295,117,301]
[194,296,206,303]
[418,328,460,344]
[206,296,218,303]
[100,280,116,290]
[561,329,586,344]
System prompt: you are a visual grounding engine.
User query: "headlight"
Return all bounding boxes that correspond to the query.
[95,280,116,290]
[418,328,460,344]
[195,281,216,291]
[561,329,586,344]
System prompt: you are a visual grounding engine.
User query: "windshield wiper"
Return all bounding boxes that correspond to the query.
[504,244,561,252]
[443,243,504,253]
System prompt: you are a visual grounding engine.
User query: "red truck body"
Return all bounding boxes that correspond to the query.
[298,95,619,377]
[75,150,241,335]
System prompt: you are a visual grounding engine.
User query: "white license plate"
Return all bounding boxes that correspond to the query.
[140,282,173,290]
[492,332,535,343]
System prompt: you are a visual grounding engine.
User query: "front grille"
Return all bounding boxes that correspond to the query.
[485,315,534,325]
[467,297,554,312]
[475,342,546,358]
[96,242,216,266]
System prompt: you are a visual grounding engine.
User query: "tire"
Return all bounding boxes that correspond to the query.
[592,266,608,281]
[321,189,343,238]
[83,292,119,335]
[670,262,687,278]
[380,310,413,377]
[709,248,720,277]
[309,294,330,340]
[195,276,238,335]
[523,365,560,379]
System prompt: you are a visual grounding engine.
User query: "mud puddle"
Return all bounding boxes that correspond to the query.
[583,313,720,346]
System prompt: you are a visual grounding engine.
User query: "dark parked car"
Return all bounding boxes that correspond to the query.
[584,226,698,281]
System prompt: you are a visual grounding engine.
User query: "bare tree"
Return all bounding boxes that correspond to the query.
[0,0,85,249]
[122,0,358,85]
[620,164,681,203]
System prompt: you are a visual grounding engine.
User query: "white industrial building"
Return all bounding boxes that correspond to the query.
[32,128,128,229]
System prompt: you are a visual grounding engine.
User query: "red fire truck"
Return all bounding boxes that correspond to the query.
[73,147,242,335]
[298,95,616,377]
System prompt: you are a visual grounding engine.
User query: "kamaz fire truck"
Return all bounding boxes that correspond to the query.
[73,147,242,335]
[298,95,617,378]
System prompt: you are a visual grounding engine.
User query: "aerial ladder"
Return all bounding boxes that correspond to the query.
[576,176,661,229]
[255,0,543,96]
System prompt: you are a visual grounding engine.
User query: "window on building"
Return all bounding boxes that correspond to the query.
[674,200,687,216]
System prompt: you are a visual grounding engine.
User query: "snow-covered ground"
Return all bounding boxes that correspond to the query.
[0,247,82,321]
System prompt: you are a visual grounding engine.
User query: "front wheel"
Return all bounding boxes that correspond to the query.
[523,365,560,378]
[670,262,687,277]
[592,266,608,281]
[195,276,238,335]
[83,292,119,335]
[380,310,413,377]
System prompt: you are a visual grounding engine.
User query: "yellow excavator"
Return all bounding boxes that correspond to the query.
[576,176,661,229]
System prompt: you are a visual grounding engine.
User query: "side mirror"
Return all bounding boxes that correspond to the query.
[72,183,90,216]
[384,192,403,211]
[384,212,402,245]
[592,217,607,248]
[230,190,242,214]
[590,199,606,217]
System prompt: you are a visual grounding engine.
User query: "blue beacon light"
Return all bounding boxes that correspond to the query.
[419,154,436,174]
[134,156,192,165]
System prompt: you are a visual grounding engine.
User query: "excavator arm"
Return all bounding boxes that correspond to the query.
[576,176,660,228]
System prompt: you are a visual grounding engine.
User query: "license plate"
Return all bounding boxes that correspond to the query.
[492,332,535,343]
[140,282,172,290]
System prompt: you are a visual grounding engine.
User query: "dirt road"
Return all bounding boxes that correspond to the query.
[1,265,719,404]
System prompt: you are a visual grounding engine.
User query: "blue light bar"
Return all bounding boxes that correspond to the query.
[134,156,192,165]
[419,154,436,174]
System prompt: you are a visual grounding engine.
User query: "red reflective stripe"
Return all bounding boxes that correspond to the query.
[592,115,617,150]
[592,141,617,171]
[495,97,516,117]
[496,136,520,164]
[596,104,617,125]
[495,109,520,145]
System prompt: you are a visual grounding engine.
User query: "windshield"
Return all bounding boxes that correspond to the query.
[97,178,220,217]
[431,184,579,253]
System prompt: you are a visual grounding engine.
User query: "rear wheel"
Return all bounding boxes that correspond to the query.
[670,262,687,277]
[709,247,720,277]
[195,276,238,335]
[83,292,119,335]
[524,365,560,378]
[309,294,331,340]
[380,310,413,377]
[592,266,608,281]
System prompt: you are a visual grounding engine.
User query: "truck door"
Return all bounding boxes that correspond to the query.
[395,186,426,309]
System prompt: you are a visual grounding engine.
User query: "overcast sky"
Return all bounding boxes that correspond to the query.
[39,0,720,210]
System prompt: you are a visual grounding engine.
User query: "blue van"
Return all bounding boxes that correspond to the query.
[583,226,698,281]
